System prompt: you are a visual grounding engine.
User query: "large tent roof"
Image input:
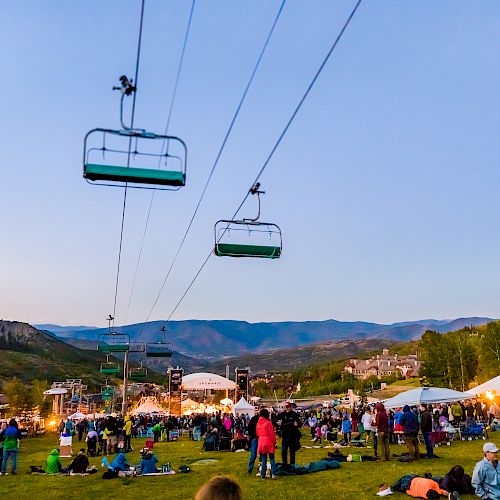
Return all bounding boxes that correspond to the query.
[383,387,472,409]
[470,375,500,395]
[182,372,236,390]
[131,396,167,415]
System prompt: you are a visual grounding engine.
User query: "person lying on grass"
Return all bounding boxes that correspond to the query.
[392,474,460,499]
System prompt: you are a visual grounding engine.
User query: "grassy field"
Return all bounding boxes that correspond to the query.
[0,432,493,499]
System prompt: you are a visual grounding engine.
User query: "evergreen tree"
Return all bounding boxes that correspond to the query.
[480,321,500,378]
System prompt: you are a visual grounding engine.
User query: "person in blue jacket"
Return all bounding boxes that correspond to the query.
[472,442,500,500]
[399,405,420,460]
[136,448,159,474]
[110,452,130,472]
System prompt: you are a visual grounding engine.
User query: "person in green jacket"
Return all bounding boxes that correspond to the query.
[451,401,464,424]
[46,448,64,474]
[152,422,162,443]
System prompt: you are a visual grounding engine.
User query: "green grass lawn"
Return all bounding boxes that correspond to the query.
[0,432,493,499]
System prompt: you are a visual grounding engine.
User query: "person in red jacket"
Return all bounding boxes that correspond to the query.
[256,408,277,479]
[375,402,390,461]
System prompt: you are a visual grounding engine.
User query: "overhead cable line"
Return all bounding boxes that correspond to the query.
[124,0,197,324]
[155,0,364,329]
[112,0,146,325]
[134,0,287,339]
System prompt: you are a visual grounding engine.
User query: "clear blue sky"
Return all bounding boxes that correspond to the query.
[2,0,499,327]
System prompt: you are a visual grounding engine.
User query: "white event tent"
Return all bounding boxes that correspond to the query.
[469,375,500,395]
[131,396,167,415]
[232,397,255,415]
[181,373,236,390]
[383,387,472,409]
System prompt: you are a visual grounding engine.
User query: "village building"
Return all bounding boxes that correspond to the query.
[344,348,421,380]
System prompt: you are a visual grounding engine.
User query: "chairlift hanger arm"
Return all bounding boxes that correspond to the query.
[244,182,265,222]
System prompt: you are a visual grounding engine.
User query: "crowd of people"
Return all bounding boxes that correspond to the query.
[2,397,500,499]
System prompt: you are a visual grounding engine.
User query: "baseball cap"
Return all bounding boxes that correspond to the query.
[483,442,499,453]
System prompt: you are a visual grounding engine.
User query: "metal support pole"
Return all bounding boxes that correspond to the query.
[122,351,129,415]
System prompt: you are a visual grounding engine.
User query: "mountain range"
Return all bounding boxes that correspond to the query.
[37,316,493,360]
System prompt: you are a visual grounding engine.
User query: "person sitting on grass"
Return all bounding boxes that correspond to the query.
[136,448,159,475]
[195,475,242,500]
[230,428,248,452]
[439,465,473,496]
[66,449,90,474]
[472,442,500,500]
[46,448,64,474]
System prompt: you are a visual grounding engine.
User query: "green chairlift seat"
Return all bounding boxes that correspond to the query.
[214,219,282,259]
[101,387,114,401]
[97,333,130,353]
[100,361,120,375]
[214,243,281,258]
[146,342,173,358]
[83,128,187,189]
[84,164,185,187]
[129,367,148,380]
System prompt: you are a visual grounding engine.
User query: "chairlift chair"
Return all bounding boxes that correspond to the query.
[97,332,130,353]
[83,128,187,189]
[213,183,282,258]
[146,342,173,358]
[83,75,187,190]
[100,355,120,375]
[214,219,282,258]
[101,385,114,401]
[146,326,173,358]
[129,362,148,380]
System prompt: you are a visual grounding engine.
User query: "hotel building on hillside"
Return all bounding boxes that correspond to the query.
[344,348,421,380]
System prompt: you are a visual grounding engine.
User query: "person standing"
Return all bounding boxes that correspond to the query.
[375,403,390,461]
[420,404,435,459]
[0,421,7,472]
[1,419,21,475]
[247,410,259,475]
[277,402,302,465]
[307,412,317,439]
[472,442,500,500]
[361,408,373,443]
[399,405,420,461]
[76,420,85,442]
[123,415,132,452]
[256,409,277,479]
[465,401,475,428]
[341,414,352,444]
[451,401,463,424]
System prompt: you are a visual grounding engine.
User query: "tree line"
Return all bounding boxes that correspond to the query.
[419,321,500,391]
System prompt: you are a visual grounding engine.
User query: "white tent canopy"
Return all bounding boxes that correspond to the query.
[131,396,167,415]
[470,375,500,395]
[68,412,87,420]
[232,397,255,415]
[220,397,233,406]
[182,372,236,390]
[181,398,197,408]
[383,387,472,409]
